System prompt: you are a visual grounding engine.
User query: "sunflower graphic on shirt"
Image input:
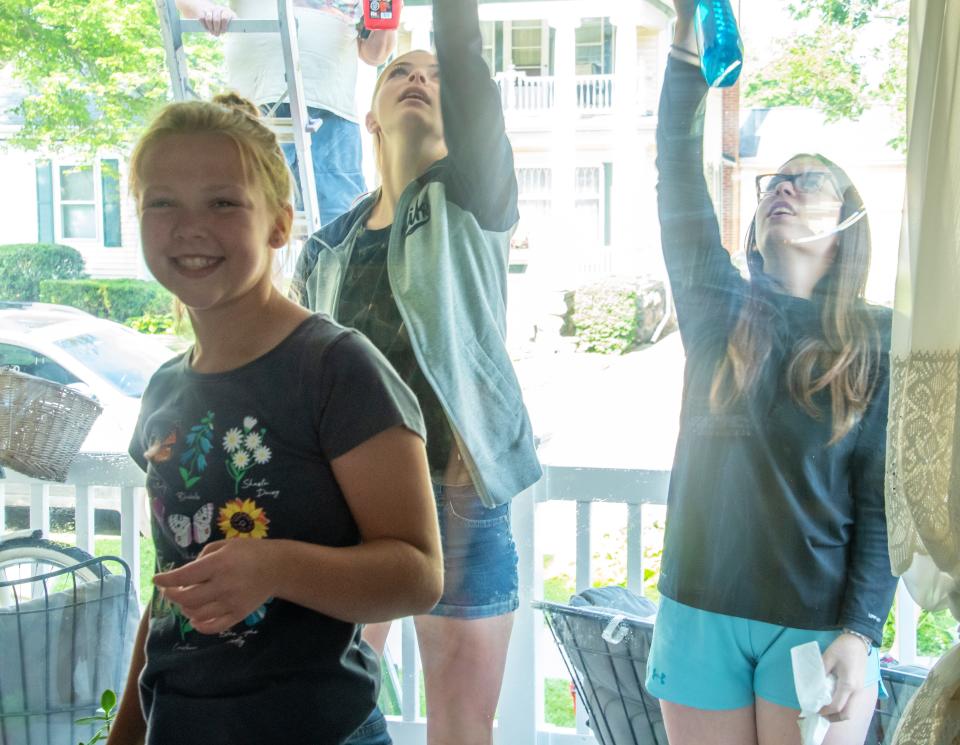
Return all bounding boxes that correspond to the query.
[218,498,270,539]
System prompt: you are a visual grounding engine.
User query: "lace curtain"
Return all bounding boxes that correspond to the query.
[886,0,960,741]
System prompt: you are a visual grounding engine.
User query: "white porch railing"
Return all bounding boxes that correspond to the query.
[494,73,616,115]
[497,72,556,112]
[0,459,930,744]
[575,75,615,113]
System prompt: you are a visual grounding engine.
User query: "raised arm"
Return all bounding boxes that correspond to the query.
[657,10,744,348]
[434,0,518,231]
[358,29,397,66]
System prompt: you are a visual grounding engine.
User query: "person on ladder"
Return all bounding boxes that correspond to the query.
[176,0,396,227]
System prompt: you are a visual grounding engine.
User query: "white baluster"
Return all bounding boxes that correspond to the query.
[75,483,94,555]
[401,615,419,722]
[29,483,50,535]
[496,482,541,744]
[627,502,644,595]
[120,485,141,603]
[894,580,919,665]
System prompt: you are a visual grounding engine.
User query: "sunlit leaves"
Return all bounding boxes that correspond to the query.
[0,0,226,155]
[745,0,908,151]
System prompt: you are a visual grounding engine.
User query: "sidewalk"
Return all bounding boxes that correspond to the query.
[514,331,684,470]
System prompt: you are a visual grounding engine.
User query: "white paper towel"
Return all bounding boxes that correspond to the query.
[791,641,836,745]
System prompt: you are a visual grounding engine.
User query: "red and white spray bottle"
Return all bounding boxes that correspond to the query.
[362,0,403,31]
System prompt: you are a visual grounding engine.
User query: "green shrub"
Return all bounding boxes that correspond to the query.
[0,243,86,301]
[573,279,641,355]
[39,278,173,323]
[126,311,176,335]
[571,277,669,355]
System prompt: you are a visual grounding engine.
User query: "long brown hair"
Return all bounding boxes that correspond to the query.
[709,154,880,444]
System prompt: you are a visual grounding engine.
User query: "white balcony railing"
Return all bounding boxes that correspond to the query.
[496,72,556,112]
[495,73,617,115]
[0,458,931,744]
[575,75,615,112]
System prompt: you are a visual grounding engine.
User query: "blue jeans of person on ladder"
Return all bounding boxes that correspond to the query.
[268,104,367,228]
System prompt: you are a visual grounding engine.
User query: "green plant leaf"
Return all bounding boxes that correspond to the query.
[100,688,117,712]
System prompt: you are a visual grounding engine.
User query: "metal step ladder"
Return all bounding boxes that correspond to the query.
[154,0,321,240]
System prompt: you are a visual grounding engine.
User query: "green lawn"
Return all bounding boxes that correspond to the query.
[545,678,576,728]
[94,535,156,604]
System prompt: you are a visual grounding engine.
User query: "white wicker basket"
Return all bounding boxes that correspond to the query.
[0,369,103,482]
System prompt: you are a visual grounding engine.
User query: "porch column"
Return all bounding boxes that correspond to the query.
[549,13,580,261]
[611,13,641,256]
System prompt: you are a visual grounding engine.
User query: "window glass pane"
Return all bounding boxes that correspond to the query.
[0,343,80,386]
[511,21,542,72]
[516,167,552,247]
[513,48,542,68]
[512,27,540,48]
[574,198,601,244]
[62,204,97,239]
[576,18,602,45]
[574,167,602,244]
[54,330,173,397]
[576,18,608,74]
[59,165,94,201]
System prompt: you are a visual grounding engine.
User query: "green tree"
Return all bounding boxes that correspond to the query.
[745,0,908,150]
[0,0,225,155]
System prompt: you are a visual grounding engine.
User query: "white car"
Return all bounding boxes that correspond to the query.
[0,302,177,454]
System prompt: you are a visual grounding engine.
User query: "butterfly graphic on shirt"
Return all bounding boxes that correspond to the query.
[144,429,178,464]
[167,503,215,548]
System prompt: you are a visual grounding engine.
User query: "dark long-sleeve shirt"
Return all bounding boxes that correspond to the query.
[656,56,897,645]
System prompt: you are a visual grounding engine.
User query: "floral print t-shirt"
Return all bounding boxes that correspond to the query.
[129,314,424,745]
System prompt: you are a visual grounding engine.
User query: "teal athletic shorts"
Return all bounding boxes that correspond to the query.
[645,596,885,710]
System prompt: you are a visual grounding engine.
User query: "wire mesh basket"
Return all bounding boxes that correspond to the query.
[535,599,667,745]
[867,661,930,745]
[0,555,139,745]
[0,369,102,482]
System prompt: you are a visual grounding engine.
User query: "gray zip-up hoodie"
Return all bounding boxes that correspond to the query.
[293,0,541,507]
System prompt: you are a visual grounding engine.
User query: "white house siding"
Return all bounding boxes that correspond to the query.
[0,139,146,280]
[0,145,40,245]
[636,28,664,117]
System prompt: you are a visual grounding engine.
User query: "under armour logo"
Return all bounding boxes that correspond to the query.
[650,667,667,686]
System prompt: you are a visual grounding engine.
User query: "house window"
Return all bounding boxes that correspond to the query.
[37,158,122,247]
[510,21,546,76]
[516,167,552,248]
[576,17,615,75]
[575,166,603,246]
[59,165,97,239]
